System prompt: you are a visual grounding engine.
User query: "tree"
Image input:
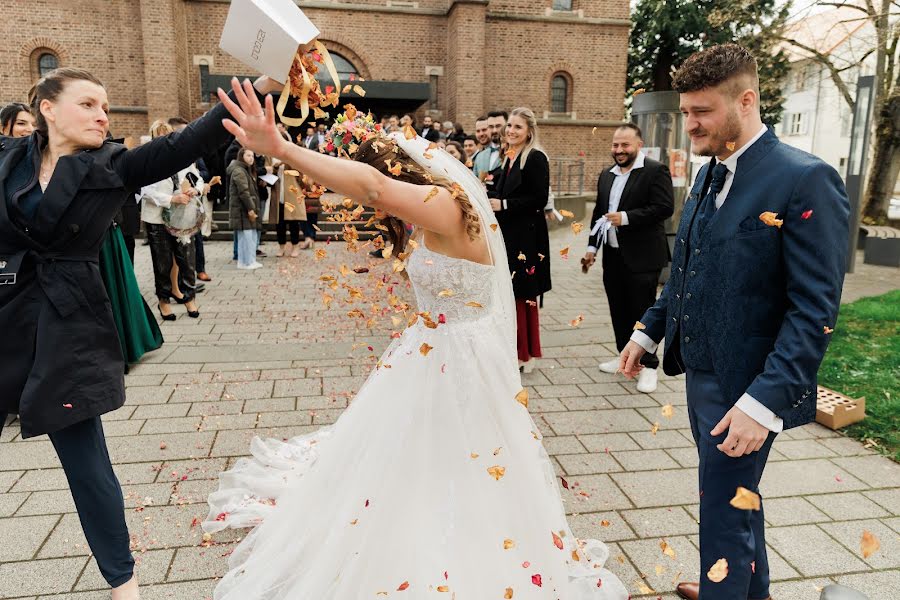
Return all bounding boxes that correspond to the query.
[628,0,791,125]
[779,1,899,223]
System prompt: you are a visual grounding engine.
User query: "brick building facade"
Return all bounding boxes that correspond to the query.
[1,0,630,187]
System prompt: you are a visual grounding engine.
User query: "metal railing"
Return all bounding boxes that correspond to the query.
[549,157,586,196]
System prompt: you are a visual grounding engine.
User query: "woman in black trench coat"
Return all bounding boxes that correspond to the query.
[490,107,551,374]
[0,67,279,599]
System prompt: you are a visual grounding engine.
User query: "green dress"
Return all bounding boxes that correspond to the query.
[99,225,164,368]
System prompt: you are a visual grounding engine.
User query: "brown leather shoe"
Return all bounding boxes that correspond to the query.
[676,582,699,600]
[197,272,212,282]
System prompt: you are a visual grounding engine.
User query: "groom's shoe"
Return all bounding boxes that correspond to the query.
[598,359,620,374]
[675,582,699,600]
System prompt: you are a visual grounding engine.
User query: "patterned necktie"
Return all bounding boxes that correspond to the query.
[697,162,729,234]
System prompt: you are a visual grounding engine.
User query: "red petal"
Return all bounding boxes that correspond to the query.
[560,476,569,489]
[531,574,542,587]
[397,581,410,591]
[438,314,447,324]
[444,571,448,580]
[801,209,813,219]
[597,578,603,587]
[325,85,335,95]
[365,499,370,507]
[62,403,73,409]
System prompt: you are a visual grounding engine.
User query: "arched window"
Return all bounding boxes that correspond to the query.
[551,74,569,113]
[38,52,59,77]
[315,51,359,86]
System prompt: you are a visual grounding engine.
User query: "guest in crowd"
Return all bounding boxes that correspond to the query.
[169,116,213,283]
[474,115,489,149]
[462,135,479,164]
[440,120,454,140]
[584,123,674,393]
[444,140,465,163]
[273,129,306,256]
[1,102,35,137]
[0,66,270,600]
[301,125,318,150]
[387,114,400,132]
[300,174,322,249]
[473,110,507,187]
[420,115,433,136]
[141,120,202,319]
[489,107,551,373]
[228,146,263,269]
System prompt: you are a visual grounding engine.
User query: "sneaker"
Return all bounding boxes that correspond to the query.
[636,367,658,394]
[248,262,263,270]
[236,262,263,270]
[518,359,535,374]
[598,358,620,374]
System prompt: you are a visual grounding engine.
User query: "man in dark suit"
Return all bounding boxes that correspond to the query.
[420,115,441,143]
[584,123,674,393]
[301,126,318,150]
[619,44,849,600]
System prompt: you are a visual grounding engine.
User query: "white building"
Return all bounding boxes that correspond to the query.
[777,7,876,179]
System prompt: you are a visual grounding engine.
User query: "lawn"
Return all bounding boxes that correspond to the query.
[818,289,900,461]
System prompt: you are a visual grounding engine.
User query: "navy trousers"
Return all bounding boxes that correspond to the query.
[686,369,777,600]
[1,414,134,587]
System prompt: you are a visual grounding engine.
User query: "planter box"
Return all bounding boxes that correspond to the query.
[816,386,865,430]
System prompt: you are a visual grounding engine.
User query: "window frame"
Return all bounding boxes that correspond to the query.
[550,72,571,114]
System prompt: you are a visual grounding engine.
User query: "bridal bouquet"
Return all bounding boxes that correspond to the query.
[323,105,383,157]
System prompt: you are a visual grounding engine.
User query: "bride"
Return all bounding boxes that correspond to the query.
[204,78,629,599]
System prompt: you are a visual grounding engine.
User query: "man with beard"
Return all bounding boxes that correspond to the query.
[619,44,849,600]
[472,110,507,183]
[584,123,674,393]
[473,115,490,149]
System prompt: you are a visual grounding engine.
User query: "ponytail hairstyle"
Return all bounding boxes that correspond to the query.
[0,103,31,136]
[27,68,105,134]
[505,107,545,169]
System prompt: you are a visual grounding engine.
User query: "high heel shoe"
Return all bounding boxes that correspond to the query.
[185,301,200,319]
[158,305,176,321]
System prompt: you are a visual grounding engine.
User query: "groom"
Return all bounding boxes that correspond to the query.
[619,44,849,600]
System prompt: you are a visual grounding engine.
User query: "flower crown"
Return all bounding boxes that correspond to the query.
[323,104,387,158]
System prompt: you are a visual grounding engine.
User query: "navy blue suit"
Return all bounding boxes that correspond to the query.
[639,129,849,599]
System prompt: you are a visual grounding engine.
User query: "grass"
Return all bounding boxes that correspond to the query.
[818,289,900,461]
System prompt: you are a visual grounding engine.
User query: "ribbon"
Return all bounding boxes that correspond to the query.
[589,216,612,246]
[276,40,343,128]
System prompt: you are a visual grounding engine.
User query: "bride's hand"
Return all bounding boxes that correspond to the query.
[217,78,287,161]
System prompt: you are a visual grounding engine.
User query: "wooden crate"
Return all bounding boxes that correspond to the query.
[816,386,866,430]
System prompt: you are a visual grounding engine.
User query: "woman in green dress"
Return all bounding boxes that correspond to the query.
[99,215,164,371]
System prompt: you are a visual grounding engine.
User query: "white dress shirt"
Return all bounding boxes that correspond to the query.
[631,125,783,433]
[587,152,642,252]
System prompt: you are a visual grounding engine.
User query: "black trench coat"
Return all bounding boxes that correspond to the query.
[0,98,236,438]
[492,148,552,300]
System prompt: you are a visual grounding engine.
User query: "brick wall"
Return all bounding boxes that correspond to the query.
[2,0,630,175]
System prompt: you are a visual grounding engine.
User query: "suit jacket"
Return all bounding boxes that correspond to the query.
[639,129,850,429]
[0,91,238,438]
[588,156,674,272]
[493,149,551,299]
[421,128,441,143]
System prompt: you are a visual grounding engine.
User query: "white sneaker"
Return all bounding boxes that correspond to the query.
[598,359,620,374]
[636,367,658,394]
[249,262,264,270]
[519,359,535,374]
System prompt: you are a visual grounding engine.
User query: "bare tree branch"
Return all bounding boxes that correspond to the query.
[779,35,858,107]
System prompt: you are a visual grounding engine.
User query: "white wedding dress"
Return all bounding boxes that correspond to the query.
[204,135,628,600]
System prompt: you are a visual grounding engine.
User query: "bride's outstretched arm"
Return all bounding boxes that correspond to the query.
[217,79,465,237]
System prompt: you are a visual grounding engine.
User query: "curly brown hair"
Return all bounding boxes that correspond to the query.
[671,43,759,97]
[352,137,481,253]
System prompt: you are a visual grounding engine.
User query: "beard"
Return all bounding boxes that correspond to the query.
[491,132,502,144]
[612,150,637,168]
[692,108,743,157]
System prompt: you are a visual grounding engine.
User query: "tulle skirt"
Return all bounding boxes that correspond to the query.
[204,320,629,599]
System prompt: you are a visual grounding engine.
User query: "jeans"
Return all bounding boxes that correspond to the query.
[0,414,134,587]
[146,223,196,302]
[236,229,259,267]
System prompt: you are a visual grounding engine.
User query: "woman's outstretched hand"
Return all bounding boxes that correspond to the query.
[217,78,287,160]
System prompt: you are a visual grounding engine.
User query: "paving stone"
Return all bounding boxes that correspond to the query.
[812,492,891,521]
[0,440,61,471]
[169,383,225,403]
[543,367,595,385]
[125,374,167,387]
[665,447,700,468]
[636,406,691,431]
[161,372,215,385]
[560,474,634,513]
[0,514,59,561]
[166,542,238,581]
[125,386,175,405]
[211,369,262,382]
[611,469,698,508]
[74,548,174,590]
[604,393,662,409]
[132,403,191,420]
[0,556,86,597]
[766,524,869,576]
[568,512,638,543]
[772,439,839,459]
[760,459,869,497]
[835,569,900,600]
[0,470,24,493]
[155,458,229,483]
[534,384,587,398]
[767,546,801,580]
[620,506,698,538]
[557,452,623,475]
[579,433,642,453]
[139,416,205,434]
[187,399,245,416]
[619,535,702,595]
[243,396,296,413]
[529,397,568,412]
[819,519,900,569]
[222,380,274,400]
[649,391,688,407]
[0,491,29,517]
[768,577,835,600]
[818,436,878,457]
[863,488,900,515]
[107,432,215,464]
[831,455,900,488]
[543,409,652,435]
[601,542,647,597]
[612,449,680,472]
[559,396,617,410]
[541,435,587,455]
[763,496,830,527]
[273,378,323,397]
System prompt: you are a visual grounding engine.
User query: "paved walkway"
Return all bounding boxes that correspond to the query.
[0,227,897,599]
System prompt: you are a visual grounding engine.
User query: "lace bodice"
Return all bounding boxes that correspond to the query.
[405,242,495,324]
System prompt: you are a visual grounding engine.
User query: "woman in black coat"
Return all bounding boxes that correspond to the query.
[0,67,279,599]
[490,107,551,373]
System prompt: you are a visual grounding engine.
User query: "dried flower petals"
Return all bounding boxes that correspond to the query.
[707,558,729,583]
[487,465,506,480]
[660,539,676,558]
[730,486,761,511]
[531,574,542,587]
[824,326,834,334]
[759,212,783,228]
[503,538,516,550]
[552,531,564,550]
[572,222,584,234]
[861,530,880,558]
[504,588,514,599]
[661,404,674,419]
[569,315,584,327]
[424,186,439,203]
[559,209,575,218]
[397,581,410,591]
[801,209,814,219]
[419,343,433,356]
[515,388,529,408]
[633,321,646,331]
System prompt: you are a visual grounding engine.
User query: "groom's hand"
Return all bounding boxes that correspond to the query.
[712,406,769,457]
[618,341,646,379]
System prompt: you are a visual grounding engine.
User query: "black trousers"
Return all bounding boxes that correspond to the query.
[146,223,196,302]
[301,212,319,240]
[193,232,206,274]
[601,245,660,369]
[276,202,302,245]
[0,414,134,587]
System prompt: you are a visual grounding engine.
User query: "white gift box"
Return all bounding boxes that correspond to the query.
[219,0,320,83]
